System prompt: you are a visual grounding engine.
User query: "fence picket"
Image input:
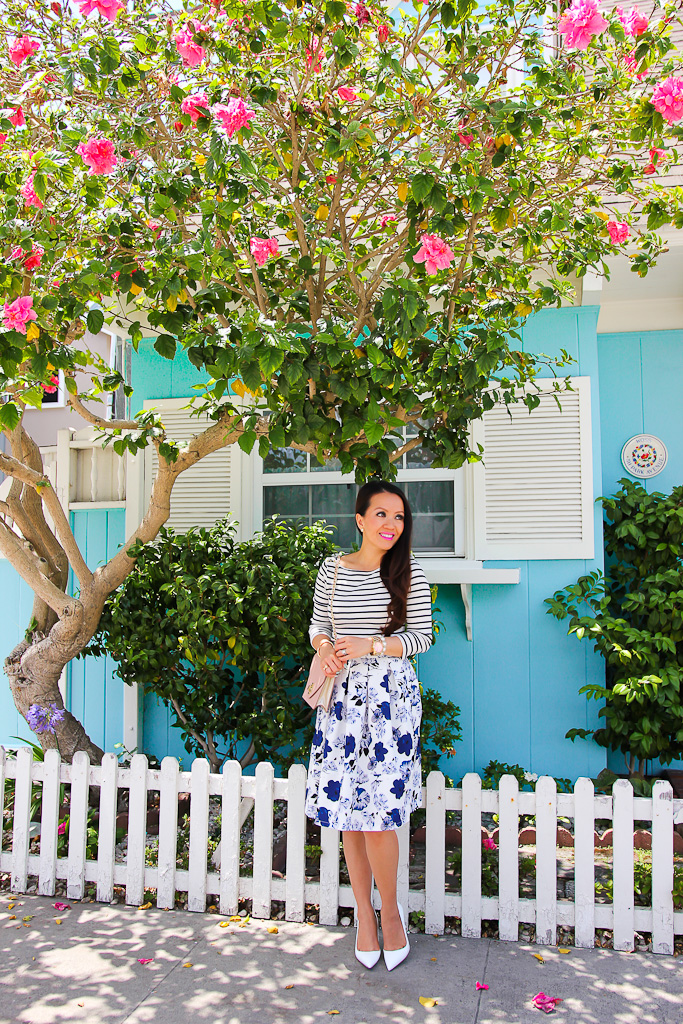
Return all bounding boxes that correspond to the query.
[218,760,242,916]
[651,780,674,955]
[461,773,482,938]
[319,824,340,927]
[67,751,90,900]
[612,779,635,951]
[535,776,557,946]
[11,746,33,893]
[397,822,410,913]
[0,748,6,852]
[188,759,210,913]
[425,771,445,935]
[96,753,118,904]
[156,757,179,910]
[38,749,62,897]
[0,752,680,956]
[252,762,274,919]
[573,777,595,949]
[498,774,519,942]
[285,764,307,923]
[126,754,148,907]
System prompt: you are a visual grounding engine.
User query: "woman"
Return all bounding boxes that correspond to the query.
[305,479,433,971]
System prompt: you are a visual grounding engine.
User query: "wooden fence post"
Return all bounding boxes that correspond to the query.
[67,751,90,900]
[461,773,482,938]
[218,760,242,917]
[12,746,33,893]
[252,762,275,919]
[651,780,674,955]
[498,773,519,942]
[535,776,557,946]
[612,779,635,951]
[285,764,307,923]
[97,753,118,904]
[157,756,180,910]
[126,754,148,907]
[188,759,210,913]
[38,749,62,897]
[425,771,445,935]
[573,777,595,949]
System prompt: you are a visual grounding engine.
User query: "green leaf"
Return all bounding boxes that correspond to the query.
[238,430,257,454]
[154,335,177,359]
[86,309,105,335]
[0,402,20,431]
[364,421,384,445]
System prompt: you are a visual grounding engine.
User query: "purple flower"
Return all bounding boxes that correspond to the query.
[26,702,66,734]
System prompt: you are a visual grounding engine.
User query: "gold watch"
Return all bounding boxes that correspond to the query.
[370,635,383,656]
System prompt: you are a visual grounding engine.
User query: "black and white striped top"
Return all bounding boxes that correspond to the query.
[309,554,434,658]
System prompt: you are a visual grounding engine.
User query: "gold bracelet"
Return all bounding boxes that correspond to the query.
[317,639,333,654]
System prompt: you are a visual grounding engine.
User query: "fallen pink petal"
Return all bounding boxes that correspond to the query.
[53,902,71,911]
[532,992,563,1014]
[137,958,154,965]
[476,982,489,990]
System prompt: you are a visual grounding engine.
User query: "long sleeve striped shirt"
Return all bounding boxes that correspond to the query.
[308,554,433,659]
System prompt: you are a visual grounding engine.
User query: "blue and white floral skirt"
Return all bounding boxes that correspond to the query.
[304,655,422,832]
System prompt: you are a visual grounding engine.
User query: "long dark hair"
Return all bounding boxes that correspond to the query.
[355,480,412,635]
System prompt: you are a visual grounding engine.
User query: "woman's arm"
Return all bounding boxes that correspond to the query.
[397,560,433,657]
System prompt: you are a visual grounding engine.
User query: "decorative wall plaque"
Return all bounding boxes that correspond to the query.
[621,434,668,478]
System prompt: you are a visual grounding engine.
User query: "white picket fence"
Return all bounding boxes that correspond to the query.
[1,747,682,954]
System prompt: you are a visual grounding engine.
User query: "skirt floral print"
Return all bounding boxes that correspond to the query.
[304,655,423,832]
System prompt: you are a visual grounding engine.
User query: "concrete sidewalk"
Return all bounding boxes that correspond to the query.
[1,894,681,1024]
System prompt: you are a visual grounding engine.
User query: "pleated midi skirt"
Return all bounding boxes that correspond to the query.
[304,654,422,832]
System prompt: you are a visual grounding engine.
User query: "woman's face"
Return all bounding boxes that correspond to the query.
[356,491,405,551]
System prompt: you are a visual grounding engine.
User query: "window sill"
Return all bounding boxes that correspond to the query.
[419,560,520,641]
[421,559,520,586]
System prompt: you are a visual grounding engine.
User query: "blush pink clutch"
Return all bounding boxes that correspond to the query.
[303,555,342,712]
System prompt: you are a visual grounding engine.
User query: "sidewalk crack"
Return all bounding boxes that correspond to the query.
[472,940,491,1024]
[119,935,203,1024]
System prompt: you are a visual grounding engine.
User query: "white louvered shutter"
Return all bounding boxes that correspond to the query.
[144,398,232,533]
[471,377,594,560]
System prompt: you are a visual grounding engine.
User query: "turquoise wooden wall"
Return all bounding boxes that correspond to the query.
[598,330,683,773]
[0,564,38,745]
[67,509,127,755]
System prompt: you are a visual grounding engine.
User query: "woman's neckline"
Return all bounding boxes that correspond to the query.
[338,557,381,573]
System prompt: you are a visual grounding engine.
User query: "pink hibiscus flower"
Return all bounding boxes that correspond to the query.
[213,98,255,138]
[413,233,455,275]
[181,92,210,123]
[250,236,279,267]
[175,23,208,67]
[11,243,44,270]
[8,36,41,66]
[378,22,390,44]
[9,106,26,127]
[0,133,7,149]
[380,213,397,228]
[617,5,648,37]
[43,375,59,394]
[558,0,608,50]
[624,49,647,80]
[458,124,474,146]
[76,137,117,175]
[644,146,667,174]
[482,835,497,851]
[21,172,43,209]
[532,992,563,1014]
[355,3,371,25]
[652,76,683,123]
[607,220,630,244]
[337,86,359,102]
[77,0,124,20]
[306,37,323,72]
[2,295,37,334]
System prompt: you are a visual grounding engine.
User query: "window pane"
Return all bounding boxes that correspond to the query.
[406,444,436,469]
[263,447,307,474]
[313,515,356,550]
[404,480,454,514]
[312,483,356,516]
[311,454,342,472]
[411,513,454,552]
[264,485,308,518]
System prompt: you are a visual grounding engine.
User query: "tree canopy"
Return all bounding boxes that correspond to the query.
[2,0,683,756]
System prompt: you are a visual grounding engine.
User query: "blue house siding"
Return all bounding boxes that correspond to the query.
[67,508,127,754]
[0,564,37,746]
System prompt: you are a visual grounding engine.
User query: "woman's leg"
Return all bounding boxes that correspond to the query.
[363,831,406,951]
[341,831,380,951]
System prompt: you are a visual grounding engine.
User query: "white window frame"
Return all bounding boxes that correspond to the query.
[37,369,66,409]
[254,444,466,559]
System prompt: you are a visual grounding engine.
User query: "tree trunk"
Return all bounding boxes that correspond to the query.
[4,633,104,765]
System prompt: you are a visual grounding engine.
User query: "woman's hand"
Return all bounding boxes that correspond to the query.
[317,640,345,676]
[333,636,373,663]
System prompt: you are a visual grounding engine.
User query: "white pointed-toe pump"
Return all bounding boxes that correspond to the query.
[354,910,381,969]
[383,902,410,971]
